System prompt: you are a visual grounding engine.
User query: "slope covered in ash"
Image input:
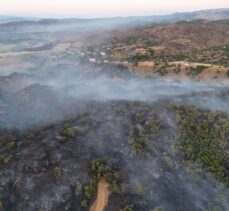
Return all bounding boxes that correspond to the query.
[0,99,228,211]
[0,63,228,211]
[0,68,228,129]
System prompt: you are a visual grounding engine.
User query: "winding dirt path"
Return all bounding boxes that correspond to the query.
[90,179,110,211]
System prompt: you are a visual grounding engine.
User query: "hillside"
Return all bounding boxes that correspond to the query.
[89,20,229,82]
[0,9,229,211]
[0,8,229,32]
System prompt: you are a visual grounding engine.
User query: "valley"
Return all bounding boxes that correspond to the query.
[0,8,229,211]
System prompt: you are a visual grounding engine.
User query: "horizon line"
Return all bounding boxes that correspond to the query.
[1,7,229,20]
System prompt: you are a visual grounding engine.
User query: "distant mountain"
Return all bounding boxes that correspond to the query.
[0,8,229,32]
[0,15,39,24]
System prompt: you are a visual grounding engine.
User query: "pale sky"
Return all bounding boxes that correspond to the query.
[0,0,228,18]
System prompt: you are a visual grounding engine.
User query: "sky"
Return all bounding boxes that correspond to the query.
[0,0,228,18]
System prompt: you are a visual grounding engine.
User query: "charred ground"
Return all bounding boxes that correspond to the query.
[0,98,229,211]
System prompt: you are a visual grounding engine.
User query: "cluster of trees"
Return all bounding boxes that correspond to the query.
[172,105,229,186]
[127,53,151,65]
[81,157,128,208]
[187,65,208,76]
[128,112,162,156]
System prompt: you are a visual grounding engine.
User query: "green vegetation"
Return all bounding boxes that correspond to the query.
[146,48,155,56]
[81,199,88,209]
[53,167,62,178]
[6,140,17,150]
[26,131,35,140]
[173,54,186,61]
[81,157,127,208]
[123,36,139,44]
[0,154,13,165]
[120,203,134,211]
[128,112,161,156]
[128,132,152,156]
[157,69,168,76]
[151,206,164,211]
[126,53,151,64]
[0,200,3,209]
[135,183,144,195]
[211,44,229,57]
[172,105,229,185]
[173,67,182,74]
[144,40,156,47]
[59,123,77,138]
[187,65,208,76]
[43,160,50,168]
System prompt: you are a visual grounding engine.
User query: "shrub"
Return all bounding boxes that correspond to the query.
[135,112,145,123]
[83,179,97,199]
[6,140,17,150]
[43,160,50,168]
[127,54,151,63]
[120,203,134,211]
[129,134,153,156]
[188,65,208,76]
[60,124,77,138]
[81,199,88,208]
[157,69,168,76]
[144,40,155,47]
[0,154,13,165]
[151,206,164,211]
[135,183,144,195]
[26,131,35,140]
[53,167,62,178]
[123,36,139,44]
[146,48,155,56]
[145,120,161,133]
[74,183,82,196]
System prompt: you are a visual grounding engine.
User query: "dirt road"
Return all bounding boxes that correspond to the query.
[90,179,110,211]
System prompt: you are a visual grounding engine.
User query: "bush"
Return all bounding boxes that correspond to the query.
[81,199,88,208]
[0,154,13,165]
[157,69,168,76]
[145,120,161,133]
[6,140,17,150]
[127,54,151,63]
[83,179,97,199]
[151,206,164,211]
[188,65,208,76]
[135,183,144,195]
[120,203,134,211]
[60,123,77,138]
[123,36,139,44]
[43,160,50,168]
[0,200,3,209]
[53,167,62,178]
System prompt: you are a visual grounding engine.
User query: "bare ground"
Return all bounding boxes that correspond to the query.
[90,179,110,211]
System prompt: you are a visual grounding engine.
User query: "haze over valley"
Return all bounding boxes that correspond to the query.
[0,5,229,211]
